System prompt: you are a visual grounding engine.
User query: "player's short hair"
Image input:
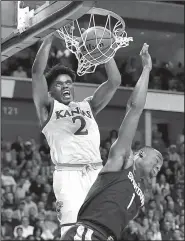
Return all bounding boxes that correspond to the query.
[140,146,163,161]
[45,64,76,89]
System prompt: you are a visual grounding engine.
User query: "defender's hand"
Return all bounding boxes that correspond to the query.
[140,43,152,71]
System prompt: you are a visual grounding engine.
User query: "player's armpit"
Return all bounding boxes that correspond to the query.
[108,106,142,166]
[32,74,52,124]
[89,80,120,115]
[89,58,121,115]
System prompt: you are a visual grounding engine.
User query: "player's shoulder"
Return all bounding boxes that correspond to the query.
[83,96,93,103]
[103,149,134,173]
[81,96,93,112]
[83,96,93,102]
[73,96,92,104]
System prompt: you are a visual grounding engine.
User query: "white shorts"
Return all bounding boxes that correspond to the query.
[53,163,102,233]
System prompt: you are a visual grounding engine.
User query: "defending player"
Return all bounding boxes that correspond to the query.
[31,33,121,233]
[61,43,163,241]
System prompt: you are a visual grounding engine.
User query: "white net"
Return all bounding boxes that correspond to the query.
[57,8,133,76]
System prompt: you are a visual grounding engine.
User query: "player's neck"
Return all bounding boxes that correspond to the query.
[135,161,145,179]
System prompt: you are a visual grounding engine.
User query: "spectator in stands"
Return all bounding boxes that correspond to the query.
[2,142,17,166]
[13,201,27,221]
[161,220,173,240]
[174,62,184,75]
[109,129,118,144]
[109,129,118,139]
[24,192,38,217]
[125,57,141,86]
[14,216,34,239]
[17,177,31,197]
[44,212,58,235]
[150,75,162,90]
[29,175,44,196]
[150,221,162,240]
[165,167,176,185]
[11,135,23,153]
[168,144,181,164]
[1,167,17,193]
[37,201,46,215]
[12,66,28,78]
[24,141,34,160]
[2,208,20,239]
[141,217,150,234]
[9,159,20,179]
[172,229,183,240]
[33,226,44,240]
[104,139,111,152]
[168,77,179,91]
[39,138,50,164]
[158,62,173,90]
[16,150,26,167]
[1,61,9,76]
[152,124,166,153]
[29,206,38,226]
[122,220,140,240]
[132,141,142,152]
[45,201,58,222]
[147,209,155,226]
[145,229,155,241]
[179,142,184,159]
[3,191,15,210]
[48,47,58,68]
[14,226,24,240]
[37,220,54,240]
[100,147,108,166]
[154,173,170,197]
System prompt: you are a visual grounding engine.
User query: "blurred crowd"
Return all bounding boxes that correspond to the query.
[1,136,60,240]
[1,41,184,92]
[1,125,184,240]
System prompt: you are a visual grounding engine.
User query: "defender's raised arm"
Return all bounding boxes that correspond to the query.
[107,43,152,170]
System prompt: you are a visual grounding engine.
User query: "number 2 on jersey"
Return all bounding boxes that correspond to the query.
[72,116,88,135]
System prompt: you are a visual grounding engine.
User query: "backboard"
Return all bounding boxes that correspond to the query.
[1,1,95,61]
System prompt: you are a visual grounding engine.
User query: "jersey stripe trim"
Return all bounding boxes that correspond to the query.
[127,193,135,209]
[41,99,55,131]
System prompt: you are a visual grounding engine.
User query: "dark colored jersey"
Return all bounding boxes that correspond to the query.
[77,166,145,240]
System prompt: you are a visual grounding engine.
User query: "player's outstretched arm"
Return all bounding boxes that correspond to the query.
[32,35,54,124]
[106,44,152,171]
[88,58,121,116]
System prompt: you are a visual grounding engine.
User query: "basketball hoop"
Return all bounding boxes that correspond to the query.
[57,7,133,76]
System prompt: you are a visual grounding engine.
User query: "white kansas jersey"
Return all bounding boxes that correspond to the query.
[42,98,101,165]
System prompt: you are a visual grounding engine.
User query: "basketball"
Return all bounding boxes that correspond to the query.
[79,26,116,65]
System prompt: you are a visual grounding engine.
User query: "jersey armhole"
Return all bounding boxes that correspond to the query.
[84,96,96,119]
[41,99,55,131]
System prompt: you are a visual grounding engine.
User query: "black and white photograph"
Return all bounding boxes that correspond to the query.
[1,1,184,240]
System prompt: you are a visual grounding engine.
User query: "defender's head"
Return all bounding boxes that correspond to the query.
[134,146,163,179]
[46,65,76,105]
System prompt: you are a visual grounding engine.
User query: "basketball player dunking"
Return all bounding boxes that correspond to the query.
[61,43,163,241]
[32,33,121,234]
